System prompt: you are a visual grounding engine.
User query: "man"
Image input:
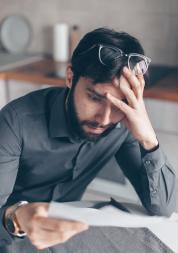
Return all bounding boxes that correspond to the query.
[0,27,176,251]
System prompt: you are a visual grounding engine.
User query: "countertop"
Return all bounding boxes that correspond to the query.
[144,71,178,102]
[0,58,178,102]
[0,59,66,86]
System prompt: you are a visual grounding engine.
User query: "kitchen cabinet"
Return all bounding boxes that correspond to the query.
[145,98,178,175]
[6,80,51,102]
[0,59,66,104]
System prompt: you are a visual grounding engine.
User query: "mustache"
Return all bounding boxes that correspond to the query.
[81,120,115,129]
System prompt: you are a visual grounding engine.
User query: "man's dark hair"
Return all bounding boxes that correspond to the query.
[71,27,146,86]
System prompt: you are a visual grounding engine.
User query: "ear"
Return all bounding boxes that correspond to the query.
[66,64,73,89]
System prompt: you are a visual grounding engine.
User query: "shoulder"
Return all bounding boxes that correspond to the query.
[1,87,65,118]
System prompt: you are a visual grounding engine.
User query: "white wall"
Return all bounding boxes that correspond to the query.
[0,0,178,66]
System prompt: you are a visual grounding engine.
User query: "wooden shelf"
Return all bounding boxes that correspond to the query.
[1,59,66,87]
[144,72,178,102]
[1,58,178,101]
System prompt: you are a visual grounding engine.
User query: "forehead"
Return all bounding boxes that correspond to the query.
[77,77,126,100]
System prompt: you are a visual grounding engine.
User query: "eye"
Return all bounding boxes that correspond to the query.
[88,93,102,102]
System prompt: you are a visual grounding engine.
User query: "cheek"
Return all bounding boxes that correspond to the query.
[74,95,99,120]
[111,108,125,122]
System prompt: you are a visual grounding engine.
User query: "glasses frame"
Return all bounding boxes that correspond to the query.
[98,44,151,75]
[127,53,151,75]
[77,44,151,75]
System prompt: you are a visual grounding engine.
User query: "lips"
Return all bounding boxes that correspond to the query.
[86,126,105,134]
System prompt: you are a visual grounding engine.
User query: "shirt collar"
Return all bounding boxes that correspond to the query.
[49,88,71,139]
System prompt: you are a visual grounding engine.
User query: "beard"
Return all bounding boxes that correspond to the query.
[65,86,117,142]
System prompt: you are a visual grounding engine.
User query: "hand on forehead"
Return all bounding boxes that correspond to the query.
[109,75,131,100]
[112,76,130,91]
[94,79,126,100]
[85,74,131,101]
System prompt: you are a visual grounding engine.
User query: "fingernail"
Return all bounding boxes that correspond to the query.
[123,66,129,73]
[106,92,111,98]
[112,78,120,87]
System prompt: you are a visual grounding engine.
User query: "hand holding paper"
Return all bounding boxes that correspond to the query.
[48,201,178,252]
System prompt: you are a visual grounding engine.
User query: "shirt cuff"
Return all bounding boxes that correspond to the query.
[0,206,14,246]
[141,145,166,173]
[140,142,159,157]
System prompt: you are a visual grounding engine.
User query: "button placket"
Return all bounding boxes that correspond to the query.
[151,189,157,194]
[144,160,151,166]
[72,142,91,179]
[150,184,158,195]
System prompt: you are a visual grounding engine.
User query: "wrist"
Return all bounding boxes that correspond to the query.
[4,201,29,238]
[140,137,159,151]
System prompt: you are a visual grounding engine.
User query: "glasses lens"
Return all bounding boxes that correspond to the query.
[99,46,122,66]
[129,55,149,75]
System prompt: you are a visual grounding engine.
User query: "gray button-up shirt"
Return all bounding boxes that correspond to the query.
[0,87,176,247]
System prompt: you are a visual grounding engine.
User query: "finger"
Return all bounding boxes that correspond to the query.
[30,226,83,250]
[122,67,142,99]
[106,93,132,116]
[137,73,145,93]
[37,231,78,249]
[36,216,88,232]
[134,62,145,89]
[119,75,138,108]
[112,77,120,88]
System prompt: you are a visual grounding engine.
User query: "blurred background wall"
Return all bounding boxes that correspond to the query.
[0,0,178,66]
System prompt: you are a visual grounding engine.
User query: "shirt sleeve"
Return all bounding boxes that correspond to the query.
[115,132,177,217]
[0,104,22,246]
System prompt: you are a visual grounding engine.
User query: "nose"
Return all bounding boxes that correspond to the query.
[95,106,111,126]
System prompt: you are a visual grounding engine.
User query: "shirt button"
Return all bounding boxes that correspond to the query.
[144,160,151,166]
[151,189,157,195]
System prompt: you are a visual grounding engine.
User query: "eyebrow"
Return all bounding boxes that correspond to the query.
[86,88,106,99]
[86,87,127,103]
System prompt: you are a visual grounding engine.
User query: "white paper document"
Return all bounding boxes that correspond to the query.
[48,201,177,227]
[48,202,178,252]
[149,215,178,253]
